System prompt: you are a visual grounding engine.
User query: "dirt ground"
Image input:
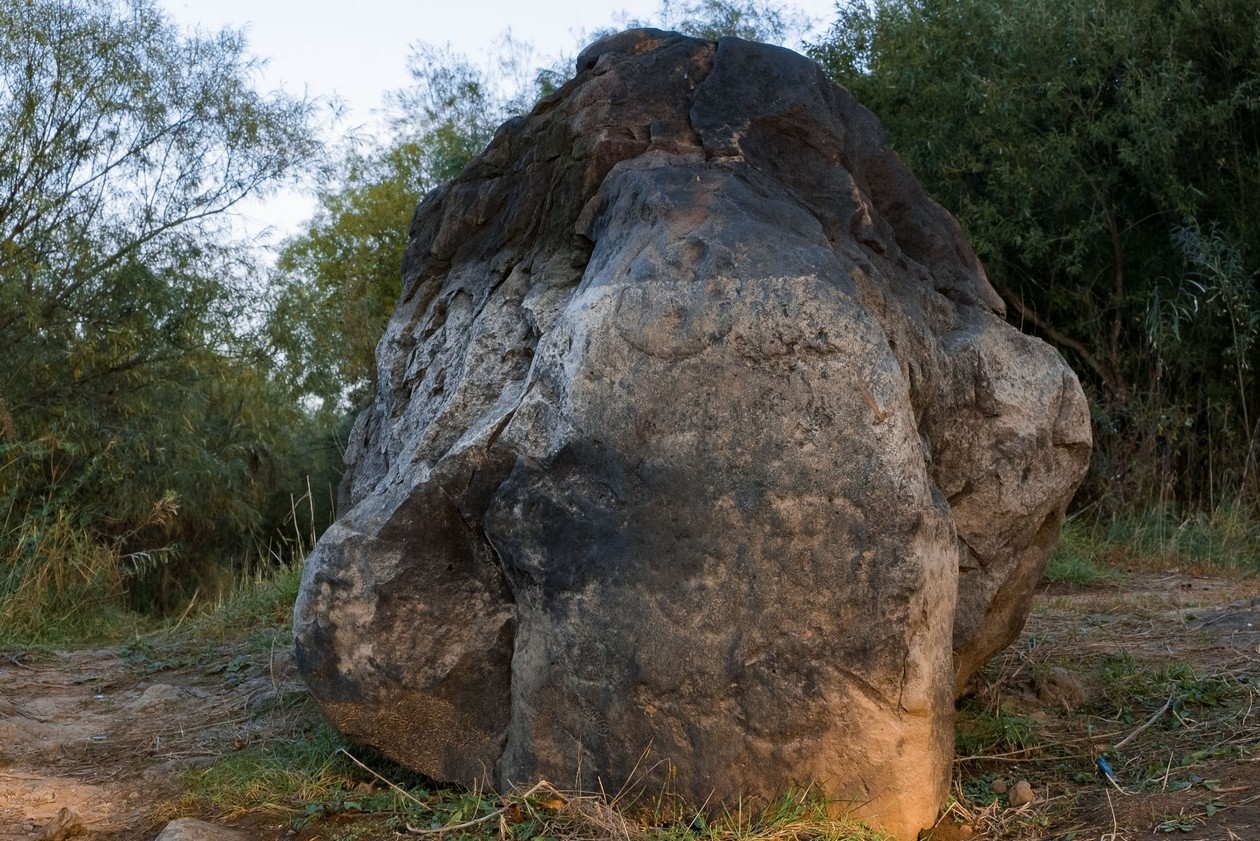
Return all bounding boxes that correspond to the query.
[0,629,309,841]
[1,572,1258,841]
[949,573,1260,841]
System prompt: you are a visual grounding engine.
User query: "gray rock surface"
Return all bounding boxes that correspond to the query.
[293,29,1090,840]
[152,818,255,841]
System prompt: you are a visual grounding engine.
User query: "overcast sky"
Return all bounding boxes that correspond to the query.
[158,0,840,242]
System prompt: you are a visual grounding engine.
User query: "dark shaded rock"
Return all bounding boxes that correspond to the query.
[294,28,1090,841]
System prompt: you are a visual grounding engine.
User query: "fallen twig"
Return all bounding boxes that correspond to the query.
[337,748,429,810]
[1113,688,1176,751]
[406,780,556,835]
[6,652,33,669]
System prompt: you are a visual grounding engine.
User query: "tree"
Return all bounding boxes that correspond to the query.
[0,0,321,613]
[810,0,1260,508]
[626,0,815,45]
[269,38,549,411]
[269,141,430,410]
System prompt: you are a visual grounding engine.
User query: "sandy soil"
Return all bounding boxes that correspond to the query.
[1,573,1258,841]
[0,635,306,841]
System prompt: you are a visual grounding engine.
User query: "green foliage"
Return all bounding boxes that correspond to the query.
[0,507,142,646]
[627,0,815,45]
[811,0,1260,510]
[0,0,325,617]
[389,37,548,165]
[180,724,363,817]
[269,142,430,409]
[1043,516,1120,589]
[1093,654,1246,733]
[956,702,1039,756]
[269,37,557,411]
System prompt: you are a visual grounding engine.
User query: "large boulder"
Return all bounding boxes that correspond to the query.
[293,30,1091,840]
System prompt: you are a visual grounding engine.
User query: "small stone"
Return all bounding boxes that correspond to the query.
[1008,780,1035,808]
[36,808,81,841]
[153,818,255,841]
[1035,666,1087,709]
[128,683,185,710]
[989,778,1008,795]
[919,821,974,841]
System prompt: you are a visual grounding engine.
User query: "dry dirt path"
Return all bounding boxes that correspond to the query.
[1,573,1258,841]
[958,573,1260,840]
[0,635,306,841]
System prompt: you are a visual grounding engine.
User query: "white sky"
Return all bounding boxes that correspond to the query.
[158,0,840,245]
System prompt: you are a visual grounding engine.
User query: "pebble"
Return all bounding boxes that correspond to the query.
[1036,666,1087,709]
[989,777,1008,795]
[153,818,256,841]
[127,683,185,711]
[35,807,81,841]
[1008,780,1035,807]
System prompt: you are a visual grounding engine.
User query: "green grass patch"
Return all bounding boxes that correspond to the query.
[0,507,306,649]
[955,701,1040,758]
[177,558,305,643]
[1093,653,1246,726]
[176,734,893,841]
[1100,500,1260,571]
[0,509,156,647]
[1046,500,1260,587]
[1044,515,1121,588]
[178,724,371,818]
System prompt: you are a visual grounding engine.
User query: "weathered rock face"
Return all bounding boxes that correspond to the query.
[293,30,1091,840]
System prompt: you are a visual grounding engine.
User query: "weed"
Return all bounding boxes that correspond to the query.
[956,702,1040,757]
[1052,500,1260,577]
[176,737,892,841]
[175,724,368,819]
[958,775,1002,807]
[1155,814,1197,833]
[0,508,158,647]
[1044,516,1119,588]
[0,475,322,649]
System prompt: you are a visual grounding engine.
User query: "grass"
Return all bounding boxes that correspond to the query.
[5,498,1258,840]
[0,482,315,648]
[1044,500,1260,590]
[955,702,1040,757]
[952,558,1260,838]
[1043,516,1120,588]
[174,724,369,819]
[0,508,152,647]
[177,759,895,841]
